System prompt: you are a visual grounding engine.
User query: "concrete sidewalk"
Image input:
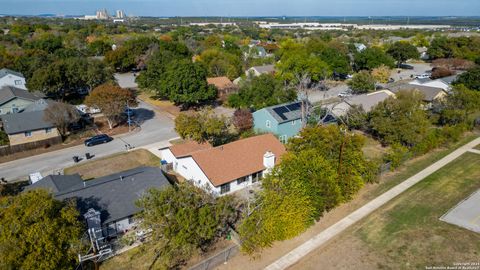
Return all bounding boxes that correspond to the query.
[266,137,480,270]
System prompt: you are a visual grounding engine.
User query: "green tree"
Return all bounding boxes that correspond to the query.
[136,182,237,269]
[371,65,392,83]
[369,90,431,147]
[85,84,137,129]
[0,130,9,146]
[354,47,395,70]
[0,190,83,270]
[175,109,229,145]
[228,74,297,110]
[412,33,429,47]
[439,84,480,125]
[454,67,480,91]
[159,59,217,107]
[239,125,375,255]
[198,48,242,80]
[348,71,376,94]
[387,41,419,66]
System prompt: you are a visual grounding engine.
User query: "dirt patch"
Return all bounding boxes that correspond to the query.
[64,149,160,179]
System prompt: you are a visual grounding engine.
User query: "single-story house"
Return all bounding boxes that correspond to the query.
[253,101,304,143]
[0,85,43,115]
[354,43,367,52]
[207,76,238,101]
[0,68,27,90]
[388,84,447,103]
[24,167,171,236]
[409,74,458,92]
[246,64,275,77]
[0,109,60,145]
[160,134,286,196]
[247,46,268,58]
[330,90,395,117]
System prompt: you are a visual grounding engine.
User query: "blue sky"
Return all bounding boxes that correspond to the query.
[0,0,479,17]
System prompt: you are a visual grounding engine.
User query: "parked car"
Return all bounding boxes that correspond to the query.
[399,64,414,70]
[338,91,352,98]
[84,134,113,147]
[415,73,430,79]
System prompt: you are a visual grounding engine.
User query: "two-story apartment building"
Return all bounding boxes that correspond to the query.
[0,68,27,90]
[253,101,304,143]
[160,134,286,196]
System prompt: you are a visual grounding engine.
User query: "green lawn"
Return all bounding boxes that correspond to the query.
[354,152,480,269]
[64,149,160,180]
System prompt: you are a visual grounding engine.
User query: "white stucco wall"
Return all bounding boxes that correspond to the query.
[160,148,177,163]
[0,75,27,90]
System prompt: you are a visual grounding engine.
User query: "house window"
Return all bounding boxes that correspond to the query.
[252,171,263,183]
[24,131,32,137]
[128,216,135,224]
[14,80,22,85]
[220,183,231,194]
[292,120,296,125]
[266,120,271,128]
[45,128,52,133]
[237,176,247,185]
[280,135,288,143]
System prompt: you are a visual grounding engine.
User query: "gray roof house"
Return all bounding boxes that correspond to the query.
[330,90,395,117]
[25,167,172,233]
[388,84,447,102]
[0,68,24,79]
[246,64,275,77]
[0,68,27,90]
[1,110,55,135]
[0,86,43,115]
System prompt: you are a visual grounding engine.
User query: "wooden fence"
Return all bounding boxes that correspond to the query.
[0,136,63,157]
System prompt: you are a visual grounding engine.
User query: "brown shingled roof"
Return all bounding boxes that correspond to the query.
[169,141,213,158]
[188,134,286,186]
[207,77,235,90]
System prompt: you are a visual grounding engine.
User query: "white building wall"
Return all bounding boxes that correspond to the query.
[160,148,177,164]
[0,75,27,90]
[175,157,220,194]
[174,156,264,196]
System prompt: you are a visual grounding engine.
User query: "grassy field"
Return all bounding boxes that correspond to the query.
[64,149,160,180]
[356,152,480,268]
[293,152,480,270]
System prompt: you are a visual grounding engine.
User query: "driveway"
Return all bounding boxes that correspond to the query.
[308,84,349,104]
[390,62,432,82]
[0,100,177,182]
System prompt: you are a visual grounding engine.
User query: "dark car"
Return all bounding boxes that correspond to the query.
[399,64,414,70]
[84,134,113,147]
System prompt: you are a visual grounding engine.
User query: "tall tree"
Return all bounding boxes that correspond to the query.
[174,109,229,146]
[369,90,431,147]
[348,71,376,94]
[43,102,81,138]
[228,74,297,110]
[0,190,83,270]
[85,84,137,129]
[387,41,419,67]
[159,59,217,108]
[454,67,480,91]
[354,47,395,71]
[137,183,237,269]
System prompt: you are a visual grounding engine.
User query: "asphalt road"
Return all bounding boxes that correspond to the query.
[0,100,177,182]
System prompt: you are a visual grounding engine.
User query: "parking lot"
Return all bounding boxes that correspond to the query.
[440,189,480,233]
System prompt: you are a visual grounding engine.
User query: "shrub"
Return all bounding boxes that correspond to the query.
[384,143,411,170]
[430,67,454,79]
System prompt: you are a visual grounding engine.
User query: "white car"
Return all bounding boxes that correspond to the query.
[415,74,430,79]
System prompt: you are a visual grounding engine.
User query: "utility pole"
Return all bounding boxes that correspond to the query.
[126,100,131,133]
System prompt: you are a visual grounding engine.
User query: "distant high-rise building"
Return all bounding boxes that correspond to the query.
[96,9,109,20]
[116,10,126,19]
